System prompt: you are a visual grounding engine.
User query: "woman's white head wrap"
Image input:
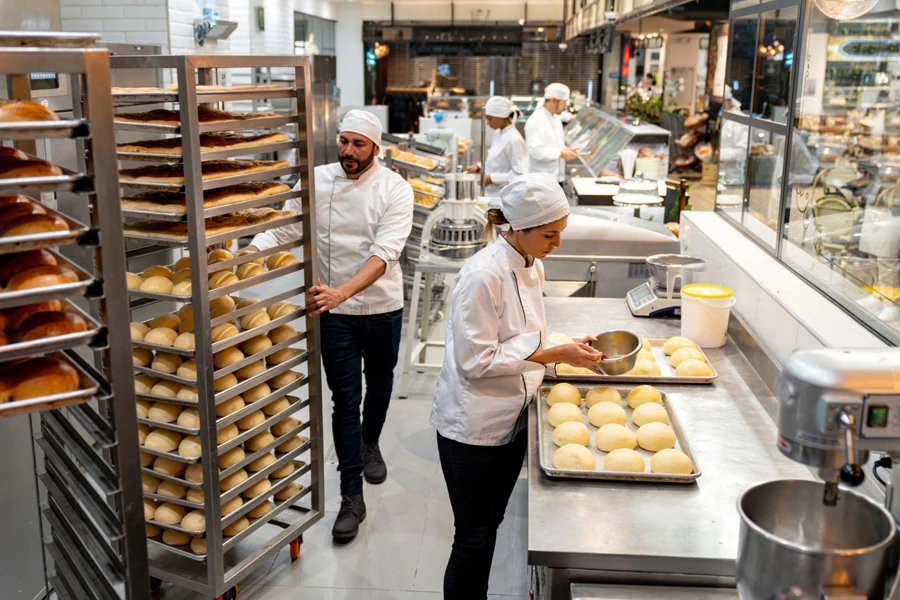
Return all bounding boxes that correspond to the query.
[544,82,571,101]
[487,173,570,230]
[484,96,516,119]
[339,109,383,148]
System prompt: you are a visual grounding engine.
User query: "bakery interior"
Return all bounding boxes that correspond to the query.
[4,0,900,598]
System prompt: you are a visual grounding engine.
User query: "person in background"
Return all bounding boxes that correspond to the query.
[244,110,414,542]
[525,83,579,184]
[640,73,655,93]
[465,96,528,197]
[431,173,603,599]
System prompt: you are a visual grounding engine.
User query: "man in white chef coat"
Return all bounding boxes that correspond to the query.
[245,110,414,542]
[524,82,579,183]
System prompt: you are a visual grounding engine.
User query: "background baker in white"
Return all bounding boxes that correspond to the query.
[524,82,580,183]
[245,110,414,542]
[465,96,528,197]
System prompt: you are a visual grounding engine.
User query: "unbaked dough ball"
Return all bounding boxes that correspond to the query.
[181,511,206,532]
[552,444,596,471]
[547,402,583,427]
[551,421,591,447]
[556,363,594,375]
[247,452,275,472]
[663,336,697,356]
[636,422,677,452]
[641,337,650,352]
[585,386,621,408]
[154,502,186,525]
[547,332,574,345]
[588,402,627,428]
[595,424,636,452]
[177,408,200,429]
[631,402,670,427]
[626,385,662,409]
[650,448,693,475]
[153,456,186,476]
[627,359,661,377]
[162,529,191,547]
[546,383,581,407]
[604,448,645,473]
[157,480,187,499]
[637,349,656,364]
[675,359,714,378]
[670,347,706,368]
[178,435,202,458]
[218,446,246,469]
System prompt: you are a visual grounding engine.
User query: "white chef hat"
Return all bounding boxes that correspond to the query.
[544,82,571,101]
[484,96,516,119]
[339,109,382,148]
[488,173,570,230]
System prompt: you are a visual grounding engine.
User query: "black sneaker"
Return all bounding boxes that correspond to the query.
[332,494,366,542]
[363,442,387,484]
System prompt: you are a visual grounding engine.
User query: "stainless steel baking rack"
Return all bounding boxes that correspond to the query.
[112,54,323,600]
[116,138,301,163]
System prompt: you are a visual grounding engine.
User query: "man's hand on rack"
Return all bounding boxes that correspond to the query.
[560,147,579,161]
[306,278,348,316]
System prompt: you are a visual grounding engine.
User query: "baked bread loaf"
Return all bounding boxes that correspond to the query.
[208,248,233,264]
[0,249,57,284]
[121,182,290,215]
[0,202,47,229]
[247,501,273,519]
[211,296,235,312]
[156,480,187,499]
[0,100,60,122]
[247,452,275,472]
[150,314,181,330]
[114,105,278,126]
[130,322,149,341]
[0,356,79,402]
[140,276,173,294]
[133,348,152,366]
[215,395,245,418]
[238,248,265,266]
[271,462,295,479]
[223,516,250,537]
[272,417,299,437]
[119,159,290,184]
[266,252,298,270]
[236,263,264,280]
[214,346,244,369]
[134,375,158,394]
[237,410,265,430]
[144,327,178,346]
[176,360,197,379]
[19,311,87,341]
[275,483,301,501]
[209,271,238,289]
[6,264,77,291]
[267,301,297,319]
[4,300,60,330]
[211,323,239,342]
[126,272,142,290]
[152,352,183,374]
[172,281,192,297]
[240,335,271,354]
[234,298,260,310]
[117,132,290,155]
[235,360,264,380]
[176,387,198,401]
[217,423,240,445]
[243,383,271,403]
[149,380,180,398]
[240,309,270,330]
[0,213,67,237]
[148,402,182,423]
[214,373,238,392]
[173,332,195,350]
[268,325,297,345]
[267,348,297,366]
[135,400,150,417]
[242,478,271,499]
[124,208,294,242]
[143,265,173,280]
[263,397,290,416]
[245,430,274,452]
[0,155,63,179]
[174,257,192,273]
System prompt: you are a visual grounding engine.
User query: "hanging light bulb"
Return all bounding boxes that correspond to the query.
[813,0,879,20]
[760,45,767,54]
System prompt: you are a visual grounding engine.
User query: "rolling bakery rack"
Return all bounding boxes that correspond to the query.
[109,55,324,599]
[0,32,150,599]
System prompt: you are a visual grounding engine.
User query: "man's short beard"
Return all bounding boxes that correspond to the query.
[339,147,376,175]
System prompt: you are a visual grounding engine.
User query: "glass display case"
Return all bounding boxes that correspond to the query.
[717,0,900,345]
[565,103,671,178]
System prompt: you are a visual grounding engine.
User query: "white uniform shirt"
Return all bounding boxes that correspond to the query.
[250,162,414,316]
[431,235,548,446]
[483,124,528,197]
[525,106,566,182]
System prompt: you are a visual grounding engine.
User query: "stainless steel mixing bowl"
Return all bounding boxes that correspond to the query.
[589,330,641,375]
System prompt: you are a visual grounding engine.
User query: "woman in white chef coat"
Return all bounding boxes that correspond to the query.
[465,96,528,197]
[431,173,603,599]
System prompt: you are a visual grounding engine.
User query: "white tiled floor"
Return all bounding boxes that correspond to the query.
[155,351,529,600]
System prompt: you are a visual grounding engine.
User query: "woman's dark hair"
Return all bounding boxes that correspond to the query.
[483,208,537,243]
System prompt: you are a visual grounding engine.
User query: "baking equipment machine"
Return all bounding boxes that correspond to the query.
[419,172,486,261]
[626,254,706,318]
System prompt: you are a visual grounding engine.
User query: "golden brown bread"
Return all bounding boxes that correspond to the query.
[0,356,79,402]
[113,106,278,125]
[19,311,87,341]
[6,264,77,291]
[0,147,29,161]
[5,301,61,330]
[0,201,46,229]
[118,159,290,184]
[124,208,294,241]
[0,157,63,179]
[0,249,57,284]
[0,195,30,206]
[0,100,60,122]
[117,132,290,155]
[0,214,67,237]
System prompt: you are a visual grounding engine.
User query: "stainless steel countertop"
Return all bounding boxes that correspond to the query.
[572,583,738,599]
[529,298,813,578]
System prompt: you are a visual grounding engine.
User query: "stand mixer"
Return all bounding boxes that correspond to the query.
[419,172,487,261]
[736,349,900,599]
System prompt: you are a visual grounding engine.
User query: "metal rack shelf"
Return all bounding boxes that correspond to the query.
[112,87,299,105]
[0,249,97,310]
[119,163,303,193]
[0,201,93,254]
[0,118,90,140]
[0,299,105,362]
[117,139,301,164]
[113,53,323,600]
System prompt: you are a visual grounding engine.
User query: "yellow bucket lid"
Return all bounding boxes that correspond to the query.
[682,283,733,299]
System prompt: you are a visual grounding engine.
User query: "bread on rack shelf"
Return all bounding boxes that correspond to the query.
[119,159,289,184]
[0,249,58,284]
[111,83,288,95]
[7,264,78,291]
[0,213,68,236]
[0,356,79,402]
[113,105,279,126]
[0,152,63,179]
[124,208,295,241]
[117,132,291,155]
[18,311,87,341]
[0,99,60,122]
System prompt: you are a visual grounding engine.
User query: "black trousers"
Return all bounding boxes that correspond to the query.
[319,309,403,496]
[437,427,527,599]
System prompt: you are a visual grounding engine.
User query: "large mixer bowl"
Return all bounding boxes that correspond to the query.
[736,479,895,599]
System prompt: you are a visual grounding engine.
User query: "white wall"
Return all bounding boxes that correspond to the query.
[335,1,364,106]
[169,0,231,54]
[60,0,169,50]
[360,0,563,22]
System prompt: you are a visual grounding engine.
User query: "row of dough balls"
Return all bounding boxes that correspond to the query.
[126,250,299,297]
[144,481,304,554]
[547,383,662,410]
[554,445,692,475]
[663,336,713,378]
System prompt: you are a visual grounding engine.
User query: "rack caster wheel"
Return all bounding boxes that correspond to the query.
[215,585,238,600]
[150,577,163,594]
[290,535,303,560]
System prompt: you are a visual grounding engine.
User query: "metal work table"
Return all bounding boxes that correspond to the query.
[572,583,738,599]
[531,298,813,598]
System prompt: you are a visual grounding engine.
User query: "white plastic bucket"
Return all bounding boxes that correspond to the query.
[681,284,736,348]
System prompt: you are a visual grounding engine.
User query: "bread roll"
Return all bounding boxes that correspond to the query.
[0,201,45,227]
[131,322,150,341]
[138,423,149,445]
[143,428,182,452]
[234,298,260,310]
[0,195,32,206]
[275,483,301,501]
[223,516,250,537]
[211,323,239,342]
[207,248,234,264]
[0,214,67,237]
[146,525,161,538]
[177,408,200,429]
[215,395,245,418]
[190,536,207,555]
[148,401,182,421]
[178,436,202,458]
[242,478,271,499]
[220,469,248,492]
[178,318,194,335]
[19,311,87,341]
[156,480,187,499]
[271,462,295,479]
[247,452,275,472]
[177,360,197,379]
[148,379,180,398]
[186,487,204,504]
[126,272,142,290]
[268,325,297,345]
[142,473,161,493]
[173,333,195,350]
[174,257,192,272]
[152,352,182,374]
[208,271,238,289]
[162,529,191,547]
[0,356,79,402]
[132,348,152,366]
[210,305,234,323]
[176,303,193,321]
[214,346,244,369]
[172,281,192,297]
[136,400,152,418]
[240,309,270,330]
[141,452,154,467]
[266,252,298,270]
[247,501,273,519]
[240,335,271,354]
[267,348,296,366]
[214,373,238,392]
[0,100,60,122]
[144,327,177,347]
[217,423,239,445]
[243,383,271,403]
[6,265,77,291]
[5,300,61,330]
[237,410,265,430]
[236,263,265,280]
[221,496,242,516]
[271,417,299,437]
[185,463,203,483]
[245,430,274,452]
[235,360,265,380]
[0,249,56,284]
[181,511,206,533]
[153,456,186,476]
[270,371,298,389]
[238,247,265,265]
[218,446,245,469]
[143,265,173,280]
[267,301,297,320]
[172,269,191,285]
[276,435,305,453]
[139,276,173,294]
[143,498,158,520]
[210,296,236,312]
[176,387,198,401]
[263,397,290,416]
[150,314,181,330]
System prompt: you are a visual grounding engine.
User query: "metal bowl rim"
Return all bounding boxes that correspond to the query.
[646,254,708,268]
[592,330,642,363]
[736,478,897,557]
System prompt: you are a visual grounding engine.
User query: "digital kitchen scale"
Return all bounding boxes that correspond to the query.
[626,281,682,317]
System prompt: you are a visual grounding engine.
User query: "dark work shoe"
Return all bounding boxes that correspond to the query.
[332,494,366,542]
[363,442,387,484]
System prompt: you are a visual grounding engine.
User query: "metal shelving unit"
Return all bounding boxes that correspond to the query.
[110,54,324,600]
[0,33,150,600]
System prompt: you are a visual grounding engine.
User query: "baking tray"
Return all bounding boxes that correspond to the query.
[0,119,89,140]
[535,384,701,483]
[113,114,298,135]
[139,442,201,465]
[112,87,298,105]
[0,298,105,362]
[119,163,302,193]
[0,349,104,419]
[116,139,300,164]
[0,162,92,196]
[122,210,303,250]
[0,202,93,255]
[546,339,717,384]
[0,249,97,310]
